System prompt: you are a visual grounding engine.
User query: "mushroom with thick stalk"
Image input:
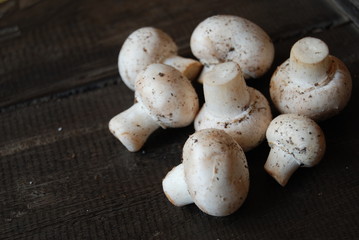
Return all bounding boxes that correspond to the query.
[265,114,326,186]
[270,37,352,121]
[119,27,202,90]
[162,128,249,217]
[190,15,274,83]
[194,61,272,151]
[109,63,199,152]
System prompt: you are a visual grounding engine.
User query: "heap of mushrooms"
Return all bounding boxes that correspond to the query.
[109,14,352,216]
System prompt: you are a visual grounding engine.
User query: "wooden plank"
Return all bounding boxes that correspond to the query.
[0,0,349,108]
[331,0,359,27]
[1,22,358,239]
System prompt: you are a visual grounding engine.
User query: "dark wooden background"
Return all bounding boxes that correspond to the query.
[1,0,358,239]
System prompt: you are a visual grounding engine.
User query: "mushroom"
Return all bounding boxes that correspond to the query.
[162,128,249,217]
[118,27,202,90]
[194,61,272,151]
[265,114,326,186]
[190,15,274,83]
[270,37,352,121]
[109,63,199,152]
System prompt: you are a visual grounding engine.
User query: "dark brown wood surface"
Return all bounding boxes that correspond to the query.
[0,0,358,239]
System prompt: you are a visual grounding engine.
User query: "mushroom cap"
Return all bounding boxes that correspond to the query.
[135,63,199,128]
[118,27,178,90]
[194,87,272,152]
[183,129,249,217]
[270,37,352,121]
[270,57,352,121]
[266,114,326,167]
[190,15,274,79]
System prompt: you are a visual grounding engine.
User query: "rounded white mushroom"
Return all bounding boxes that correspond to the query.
[190,15,274,83]
[109,63,199,152]
[270,37,352,121]
[119,27,202,90]
[162,129,249,217]
[194,62,272,151]
[265,114,326,186]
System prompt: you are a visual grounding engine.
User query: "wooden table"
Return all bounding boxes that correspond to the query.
[1,0,358,239]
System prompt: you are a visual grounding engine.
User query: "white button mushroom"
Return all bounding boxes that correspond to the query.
[190,15,275,83]
[162,129,249,217]
[109,63,199,152]
[194,62,272,151]
[265,114,326,186]
[270,37,352,121]
[118,27,203,90]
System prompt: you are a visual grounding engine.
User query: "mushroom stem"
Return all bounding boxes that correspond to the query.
[264,146,301,186]
[289,37,331,85]
[162,163,193,207]
[197,64,215,84]
[109,103,159,152]
[203,62,250,118]
[163,56,202,81]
